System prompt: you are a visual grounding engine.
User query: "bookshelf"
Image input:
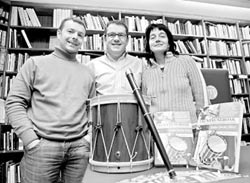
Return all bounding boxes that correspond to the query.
[3,0,250,140]
[1,0,250,181]
[0,1,23,182]
[0,0,9,99]
[0,123,23,182]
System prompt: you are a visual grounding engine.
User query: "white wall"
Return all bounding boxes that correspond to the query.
[11,0,250,22]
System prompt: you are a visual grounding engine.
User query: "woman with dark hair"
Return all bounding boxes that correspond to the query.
[142,23,208,124]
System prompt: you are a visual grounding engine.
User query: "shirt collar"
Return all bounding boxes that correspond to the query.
[53,46,77,62]
[149,52,175,68]
[105,52,127,62]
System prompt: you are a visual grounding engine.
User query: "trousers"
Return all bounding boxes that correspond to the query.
[20,136,90,183]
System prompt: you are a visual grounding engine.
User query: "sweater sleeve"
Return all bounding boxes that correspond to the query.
[182,56,208,113]
[5,58,39,147]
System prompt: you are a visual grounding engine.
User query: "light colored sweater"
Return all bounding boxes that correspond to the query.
[87,53,145,95]
[6,47,95,146]
[142,55,208,124]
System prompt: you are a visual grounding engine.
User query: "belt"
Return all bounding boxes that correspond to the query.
[37,130,88,142]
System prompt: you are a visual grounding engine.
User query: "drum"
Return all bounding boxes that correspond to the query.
[89,94,153,173]
[199,134,227,165]
[166,136,188,161]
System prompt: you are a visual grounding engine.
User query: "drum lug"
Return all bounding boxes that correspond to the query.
[115,151,121,159]
[94,124,103,130]
[135,125,143,132]
[114,123,122,131]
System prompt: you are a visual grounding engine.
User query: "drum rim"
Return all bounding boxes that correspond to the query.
[89,157,154,165]
[89,157,154,173]
[90,94,150,106]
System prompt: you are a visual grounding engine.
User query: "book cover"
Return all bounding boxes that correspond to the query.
[0,99,6,123]
[49,35,58,49]
[192,102,243,173]
[21,29,32,48]
[0,49,6,71]
[116,169,242,183]
[153,111,194,166]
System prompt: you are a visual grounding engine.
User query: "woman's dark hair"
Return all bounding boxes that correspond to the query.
[145,23,179,60]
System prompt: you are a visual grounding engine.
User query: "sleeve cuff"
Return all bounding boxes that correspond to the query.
[19,128,39,147]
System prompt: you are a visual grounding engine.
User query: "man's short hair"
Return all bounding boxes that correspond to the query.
[104,20,128,36]
[58,17,86,31]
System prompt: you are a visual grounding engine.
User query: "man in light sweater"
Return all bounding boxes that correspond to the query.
[87,20,145,95]
[5,17,95,183]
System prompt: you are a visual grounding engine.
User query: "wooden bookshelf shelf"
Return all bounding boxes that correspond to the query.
[0,22,8,29]
[8,47,53,52]
[0,150,23,163]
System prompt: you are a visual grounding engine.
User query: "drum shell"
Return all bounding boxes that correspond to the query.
[89,94,153,173]
[199,135,227,165]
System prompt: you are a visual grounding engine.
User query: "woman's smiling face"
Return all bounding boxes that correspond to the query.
[149,28,169,55]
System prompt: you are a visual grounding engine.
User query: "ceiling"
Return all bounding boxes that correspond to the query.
[184,0,250,8]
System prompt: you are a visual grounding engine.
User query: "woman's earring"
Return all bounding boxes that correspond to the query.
[167,44,170,51]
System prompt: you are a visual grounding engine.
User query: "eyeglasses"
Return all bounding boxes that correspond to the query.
[106,32,127,39]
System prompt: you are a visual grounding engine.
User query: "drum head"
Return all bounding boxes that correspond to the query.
[90,94,150,106]
[208,135,227,153]
[169,136,187,152]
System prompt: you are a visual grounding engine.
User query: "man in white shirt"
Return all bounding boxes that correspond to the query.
[87,20,145,95]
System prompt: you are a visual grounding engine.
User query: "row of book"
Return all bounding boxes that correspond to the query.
[75,14,110,31]
[123,16,163,33]
[52,34,207,54]
[13,30,245,57]
[11,6,41,27]
[207,40,242,56]
[7,6,250,42]
[167,20,203,36]
[229,78,248,94]
[233,97,250,115]
[0,124,19,151]
[76,54,91,65]
[11,6,74,28]
[53,8,72,28]
[5,49,246,76]
[0,48,6,71]
[240,26,250,40]
[4,31,250,75]
[245,60,250,74]
[242,117,250,134]
[242,42,250,57]
[4,51,148,74]
[82,34,105,51]
[1,75,15,99]
[208,58,243,75]
[9,28,32,49]
[175,39,206,55]
[0,161,20,183]
[0,99,5,124]
[205,21,238,39]
[194,59,207,69]
[0,29,7,48]
[0,76,3,97]
[0,6,9,25]
[127,35,144,52]
[5,52,30,73]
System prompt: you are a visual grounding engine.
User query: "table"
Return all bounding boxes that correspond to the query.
[82,146,250,183]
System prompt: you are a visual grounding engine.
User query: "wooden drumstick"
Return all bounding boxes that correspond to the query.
[126,69,176,179]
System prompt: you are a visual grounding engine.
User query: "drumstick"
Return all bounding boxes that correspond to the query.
[126,69,176,179]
